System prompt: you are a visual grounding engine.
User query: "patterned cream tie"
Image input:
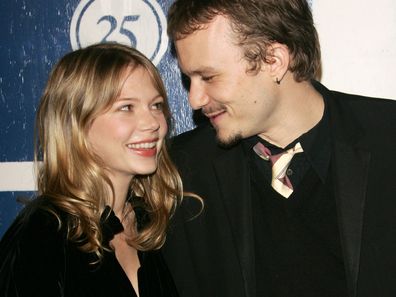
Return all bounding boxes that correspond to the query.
[253,142,304,198]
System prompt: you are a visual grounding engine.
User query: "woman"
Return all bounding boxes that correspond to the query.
[0,43,181,297]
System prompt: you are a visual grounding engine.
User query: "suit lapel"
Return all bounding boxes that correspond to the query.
[213,145,255,297]
[321,81,370,297]
[333,141,370,297]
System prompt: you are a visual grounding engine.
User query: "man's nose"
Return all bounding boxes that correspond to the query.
[188,81,210,110]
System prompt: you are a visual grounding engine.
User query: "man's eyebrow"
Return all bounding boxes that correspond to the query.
[184,67,218,76]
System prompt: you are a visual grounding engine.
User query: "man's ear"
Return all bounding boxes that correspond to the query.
[265,43,290,84]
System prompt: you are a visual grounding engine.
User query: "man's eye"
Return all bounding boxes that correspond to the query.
[202,75,214,82]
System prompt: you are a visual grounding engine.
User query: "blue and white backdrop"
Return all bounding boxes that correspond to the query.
[1,0,395,237]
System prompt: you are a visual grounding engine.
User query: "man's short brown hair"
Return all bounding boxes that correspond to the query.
[168,0,321,81]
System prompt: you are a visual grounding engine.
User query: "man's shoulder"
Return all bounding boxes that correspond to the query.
[168,123,237,172]
[314,80,396,109]
[172,123,216,142]
[314,81,396,126]
[170,123,219,153]
[332,89,396,107]
[323,86,396,148]
[329,90,396,125]
[317,79,395,110]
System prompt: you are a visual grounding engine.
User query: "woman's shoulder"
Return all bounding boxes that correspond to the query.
[0,196,66,251]
[18,195,62,227]
[0,196,69,296]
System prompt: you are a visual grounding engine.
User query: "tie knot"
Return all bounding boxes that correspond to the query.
[253,141,303,162]
[252,141,304,198]
[284,142,304,156]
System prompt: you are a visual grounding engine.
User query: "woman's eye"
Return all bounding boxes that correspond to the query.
[152,102,164,110]
[120,105,132,111]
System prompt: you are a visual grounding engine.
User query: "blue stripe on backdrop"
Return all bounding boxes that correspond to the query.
[0,0,79,162]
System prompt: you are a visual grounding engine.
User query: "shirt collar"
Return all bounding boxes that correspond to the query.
[243,95,331,183]
[100,196,149,247]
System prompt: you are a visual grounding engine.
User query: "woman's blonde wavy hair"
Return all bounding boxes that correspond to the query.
[34,43,182,259]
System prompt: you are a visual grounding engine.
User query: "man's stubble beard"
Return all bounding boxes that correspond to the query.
[216,130,243,149]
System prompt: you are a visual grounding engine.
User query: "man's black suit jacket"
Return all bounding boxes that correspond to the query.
[162,81,396,297]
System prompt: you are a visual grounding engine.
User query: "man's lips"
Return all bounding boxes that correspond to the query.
[204,109,226,120]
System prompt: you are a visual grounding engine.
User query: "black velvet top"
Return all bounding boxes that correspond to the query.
[0,196,179,297]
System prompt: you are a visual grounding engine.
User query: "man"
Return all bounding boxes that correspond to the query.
[162,1,396,297]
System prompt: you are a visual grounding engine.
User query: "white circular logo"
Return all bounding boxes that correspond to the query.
[70,0,168,65]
